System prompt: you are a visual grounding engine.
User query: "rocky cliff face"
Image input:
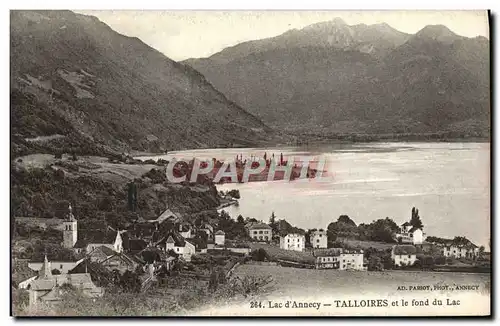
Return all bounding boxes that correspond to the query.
[11,10,270,157]
[185,19,490,138]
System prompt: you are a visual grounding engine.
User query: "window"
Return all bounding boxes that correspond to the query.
[259,231,263,234]
[259,236,262,240]
[288,239,290,243]
[408,255,411,258]
[316,239,319,243]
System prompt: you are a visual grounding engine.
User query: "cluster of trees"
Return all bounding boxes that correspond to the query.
[217,211,250,241]
[326,215,400,245]
[326,208,425,245]
[363,248,394,271]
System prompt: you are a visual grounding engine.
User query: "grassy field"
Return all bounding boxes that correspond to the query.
[235,264,491,298]
[336,238,395,250]
[248,243,315,264]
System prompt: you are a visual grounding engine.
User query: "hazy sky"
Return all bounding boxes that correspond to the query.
[76,11,489,61]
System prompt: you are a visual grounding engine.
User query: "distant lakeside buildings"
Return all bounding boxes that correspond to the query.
[15,200,487,308]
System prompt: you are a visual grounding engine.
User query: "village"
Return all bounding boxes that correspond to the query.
[13,197,491,309]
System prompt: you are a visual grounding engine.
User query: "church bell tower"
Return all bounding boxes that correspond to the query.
[62,203,78,249]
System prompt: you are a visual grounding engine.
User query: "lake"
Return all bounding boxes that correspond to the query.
[139,142,490,248]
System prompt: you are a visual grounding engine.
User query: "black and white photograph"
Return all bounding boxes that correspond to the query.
[9,9,491,317]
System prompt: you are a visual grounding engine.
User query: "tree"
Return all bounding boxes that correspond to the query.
[237,215,245,225]
[338,215,356,227]
[368,256,383,271]
[269,212,276,225]
[479,246,485,259]
[51,269,61,275]
[227,189,240,199]
[410,207,423,229]
[251,248,269,262]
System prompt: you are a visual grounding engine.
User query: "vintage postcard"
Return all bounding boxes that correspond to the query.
[10,10,490,317]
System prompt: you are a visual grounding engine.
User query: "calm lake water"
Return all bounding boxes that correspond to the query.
[140,142,490,247]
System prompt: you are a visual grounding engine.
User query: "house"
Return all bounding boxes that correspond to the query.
[81,245,140,274]
[81,230,124,254]
[178,222,193,239]
[156,232,196,262]
[27,256,103,307]
[215,230,225,246]
[315,248,342,269]
[314,248,367,271]
[400,222,412,234]
[395,222,425,245]
[310,229,327,249]
[198,223,214,239]
[339,249,367,271]
[391,245,418,267]
[442,243,479,259]
[247,223,273,241]
[280,233,305,252]
[152,208,183,225]
[411,228,424,245]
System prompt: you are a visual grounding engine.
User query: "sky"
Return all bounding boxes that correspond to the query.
[77,10,489,61]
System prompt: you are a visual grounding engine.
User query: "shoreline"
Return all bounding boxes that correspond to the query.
[130,140,490,159]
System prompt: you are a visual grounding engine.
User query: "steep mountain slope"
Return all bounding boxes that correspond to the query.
[185,19,490,137]
[10,10,269,157]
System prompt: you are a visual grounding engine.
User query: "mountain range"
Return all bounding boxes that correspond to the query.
[10,10,269,157]
[185,18,490,137]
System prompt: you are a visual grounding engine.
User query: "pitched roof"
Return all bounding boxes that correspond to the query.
[280,231,306,237]
[248,222,272,230]
[93,245,117,257]
[215,230,225,235]
[156,232,186,247]
[30,279,55,291]
[314,248,343,257]
[393,245,417,255]
[401,222,411,227]
[154,209,182,224]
